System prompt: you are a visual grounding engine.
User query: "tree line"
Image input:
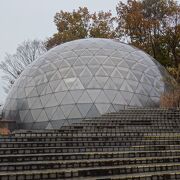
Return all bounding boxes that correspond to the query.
[1,0,180,91]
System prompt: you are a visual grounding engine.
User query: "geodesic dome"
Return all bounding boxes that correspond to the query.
[3,38,170,130]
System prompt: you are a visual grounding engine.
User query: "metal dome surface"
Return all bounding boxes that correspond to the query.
[3,38,169,129]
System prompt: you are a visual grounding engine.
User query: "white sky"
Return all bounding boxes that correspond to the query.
[0,0,179,103]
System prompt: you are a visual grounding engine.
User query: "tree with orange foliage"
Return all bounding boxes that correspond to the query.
[46,7,117,50]
[116,0,180,68]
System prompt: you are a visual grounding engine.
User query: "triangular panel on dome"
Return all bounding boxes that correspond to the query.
[66,57,77,66]
[64,78,76,89]
[31,98,43,109]
[45,106,58,120]
[50,71,62,81]
[132,70,143,80]
[95,56,107,64]
[36,110,48,122]
[118,60,129,68]
[120,80,134,92]
[28,87,38,97]
[63,120,70,126]
[117,67,129,78]
[88,65,100,75]
[70,90,84,102]
[54,91,67,104]
[95,48,113,57]
[51,106,65,120]
[104,89,117,102]
[95,91,110,103]
[41,64,55,73]
[74,58,83,66]
[77,103,93,117]
[88,57,99,65]
[87,89,101,102]
[49,80,59,92]
[17,88,26,98]
[44,94,58,108]
[64,68,76,78]
[46,70,56,81]
[61,92,75,105]
[111,50,129,58]
[51,120,65,129]
[24,110,35,123]
[110,57,122,66]
[136,94,149,107]
[111,77,124,90]
[127,71,138,81]
[129,94,143,107]
[113,92,127,105]
[111,68,123,78]
[27,97,37,108]
[135,83,148,95]
[140,75,152,85]
[40,94,52,107]
[113,104,125,112]
[79,76,93,88]
[95,77,108,88]
[68,106,82,119]
[96,104,110,114]
[73,66,84,75]
[55,80,68,92]
[126,80,139,91]
[103,66,114,75]
[36,83,47,96]
[104,78,117,90]
[107,104,116,113]
[45,122,53,130]
[103,58,114,66]
[59,67,70,77]
[86,104,101,118]
[80,56,93,65]
[59,60,71,69]
[19,110,29,122]
[150,87,160,97]
[126,60,136,67]
[78,91,92,103]
[121,91,134,105]
[80,67,92,77]
[70,79,84,90]
[31,109,42,122]
[77,49,92,56]
[87,78,101,89]
[61,105,74,118]
[25,87,34,97]
[95,67,108,76]
[132,63,147,72]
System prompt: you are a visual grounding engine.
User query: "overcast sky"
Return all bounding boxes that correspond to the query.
[0,0,124,103]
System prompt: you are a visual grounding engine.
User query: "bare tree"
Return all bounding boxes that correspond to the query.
[0,40,47,92]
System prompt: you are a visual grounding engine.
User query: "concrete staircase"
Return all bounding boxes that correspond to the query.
[0,108,180,180]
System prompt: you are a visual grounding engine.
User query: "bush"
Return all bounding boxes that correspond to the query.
[160,88,180,108]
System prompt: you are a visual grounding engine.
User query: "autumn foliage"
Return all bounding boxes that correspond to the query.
[46,7,117,49]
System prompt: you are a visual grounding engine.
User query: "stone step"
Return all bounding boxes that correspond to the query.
[1,145,180,155]
[2,135,180,143]
[1,162,180,179]
[1,140,180,148]
[1,149,180,163]
[13,131,180,138]
[71,170,180,180]
[1,156,180,172]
